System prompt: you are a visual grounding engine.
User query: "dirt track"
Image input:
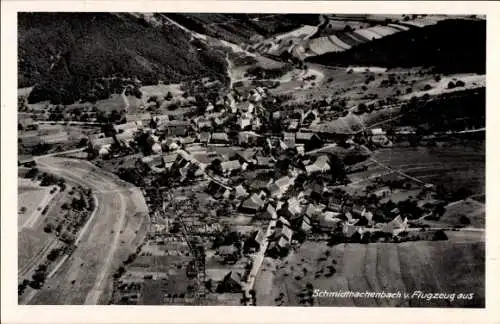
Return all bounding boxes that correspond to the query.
[21,157,148,305]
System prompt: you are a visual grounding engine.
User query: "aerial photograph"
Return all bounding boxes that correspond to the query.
[17,12,485,307]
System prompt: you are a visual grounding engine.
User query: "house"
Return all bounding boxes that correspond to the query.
[268,176,293,198]
[277,216,292,229]
[305,155,331,175]
[283,132,296,148]
[305,203,323,221]
[195,117,213,130]
[240,193,266,214]
[342,223,358,238]
[319,212,343,231]
[210,132,231,145]
[244,229,266,253]
[217,271,243,293]
[234,184,248,199]
[218,244,239,263]
[206,179,232,198]
[255,156,274,169]
[126,112,151,124]
[263,204,278,220]
[199,132,211,145]
[267,237,290,258]
[220,160,242,176]
[287,197,302,217]
[288,120,299,131]
[373,187,391,198]
[159,120,191,136]
[300,215,313,232]
[237,148,258,165]
[238,101,254,113]
[295,132,323,151]
[301,109,319,126]
[381,216,408,235]
[274,225,293,243]
[238,116,252,130]
[238,131,261,146]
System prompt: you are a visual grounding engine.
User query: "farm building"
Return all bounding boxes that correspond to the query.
[305,155,331,175]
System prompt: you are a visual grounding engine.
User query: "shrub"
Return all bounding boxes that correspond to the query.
[447,81,456,89]
[432,229,448,241]
[455,80,465,87]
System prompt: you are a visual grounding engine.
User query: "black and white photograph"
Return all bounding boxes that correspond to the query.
[4,2,496,318]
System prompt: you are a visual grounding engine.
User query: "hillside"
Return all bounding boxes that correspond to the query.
[163,13,321,45]
[18,13,228,104]
[307,19,485,74]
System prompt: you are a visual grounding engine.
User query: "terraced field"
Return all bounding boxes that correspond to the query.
[257,240,484,307]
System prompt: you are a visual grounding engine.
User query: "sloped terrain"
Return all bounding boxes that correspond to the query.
[163,13,320,45]
[19,13,228,104]
[307,19,485,74]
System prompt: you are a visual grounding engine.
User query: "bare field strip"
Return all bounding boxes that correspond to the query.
[257,240,484,307]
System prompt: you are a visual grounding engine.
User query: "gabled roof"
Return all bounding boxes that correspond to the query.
[287,197,302,216]
[296,132,319,141]
[241,193,266,211]
[234,184,248,198]
[221,160,241,172]
[278,216,292,229]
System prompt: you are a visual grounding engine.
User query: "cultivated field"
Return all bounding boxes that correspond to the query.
[372,144,485,194]
[256,240,484,307]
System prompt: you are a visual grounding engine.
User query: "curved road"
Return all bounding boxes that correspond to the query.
[22,156,145,305]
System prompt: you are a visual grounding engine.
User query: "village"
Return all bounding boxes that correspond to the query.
[31,78,459,306]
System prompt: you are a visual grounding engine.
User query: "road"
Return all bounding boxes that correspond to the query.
[21,156,145,305]
[242,218,277,304]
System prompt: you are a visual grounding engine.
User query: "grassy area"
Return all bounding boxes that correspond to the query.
[256,240,484,307]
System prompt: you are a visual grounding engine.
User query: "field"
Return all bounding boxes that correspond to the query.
[372,144,485,194]
[95,94,126,113]
[425,199,485,228]
[18,178,53,228]
[256,240,484,307]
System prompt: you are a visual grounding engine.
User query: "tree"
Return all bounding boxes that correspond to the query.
[165,91,173,101]
[43,223,53,233]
